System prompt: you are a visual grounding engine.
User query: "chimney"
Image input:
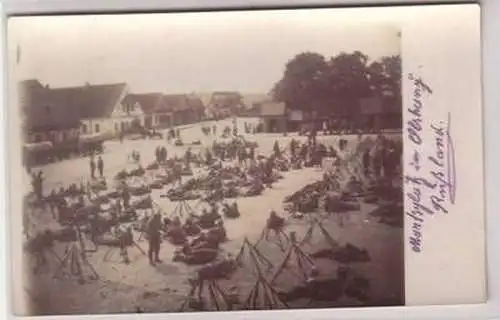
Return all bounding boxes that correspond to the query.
[45,84,50,89]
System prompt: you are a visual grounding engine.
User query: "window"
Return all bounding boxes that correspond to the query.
[95,124,100,133]
[115,122,119,131]
[82,124,87,134]
[34,134,42,143]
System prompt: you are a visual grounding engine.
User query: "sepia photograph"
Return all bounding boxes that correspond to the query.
[9,9,404,315]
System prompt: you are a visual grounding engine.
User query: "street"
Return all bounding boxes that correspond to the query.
[23,118,404,314]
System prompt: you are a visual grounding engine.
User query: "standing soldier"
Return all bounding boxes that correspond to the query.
[36,171,44,201]
[205,148,213,165]
[88,214,101,250]
[30,172,38,199]
[147,213,162,266]
[249,146,255,163]
[362,148,371,178]
[116,198,122,218]
[185,147,192,167]
[273,140,281,157]
[90,156,96,179]
[155,146,160,163]
[161,146,168,164]
[97,156,104,178]
[238,147,246,167]
[48,189,58,219]
[122,183,131,209]
[119,226,134,264]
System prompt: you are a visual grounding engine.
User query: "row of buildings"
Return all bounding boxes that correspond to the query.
[20,80,264,145]
[20,79,402,147]
[247,96,402,134]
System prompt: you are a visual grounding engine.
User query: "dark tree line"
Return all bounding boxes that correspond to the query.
[271,51,401,115]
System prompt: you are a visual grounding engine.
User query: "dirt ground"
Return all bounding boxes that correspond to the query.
[21,118,404,315]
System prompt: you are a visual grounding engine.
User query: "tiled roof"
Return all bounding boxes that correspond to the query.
[50,83,127,119]
[19,81,78,132]
[125,93,164,114]
[209,91,245,110]
[163,94,204,112]
[19,81,127,132]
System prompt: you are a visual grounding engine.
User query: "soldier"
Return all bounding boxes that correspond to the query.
[155,146,160,163]
[116,198,122,217]
[362,148,371,178]
[47,189,58,219]
[117,225,133,264]
[147,213,162,266]
[185,147,192,166]
[122,184,131,209]
[35,171,44,201]
[273,140,281,157]
[97,156,104,178]
[237,147,246,166]
[205,148,213,165]
[30,172,38,200]
[161,146,168,164]
[248,146,255,163]
[89,156,96,179]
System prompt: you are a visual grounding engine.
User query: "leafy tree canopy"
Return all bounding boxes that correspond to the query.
[271,51,401,116]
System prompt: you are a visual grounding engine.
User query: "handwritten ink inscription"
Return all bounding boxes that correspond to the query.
[406,73,457,253]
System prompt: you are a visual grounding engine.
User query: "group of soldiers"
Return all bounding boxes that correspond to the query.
[201,124,218,136]
[361,136,402,180]
[210,139,257,165]
[89,155,105,179]
[133,201,230,266]
[25,118,403,278]
[154,146,168,164]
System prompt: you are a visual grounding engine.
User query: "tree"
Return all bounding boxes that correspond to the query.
[368,55,401,97]
[325,51,372,114]
[271,52,329,110]
[272,51,402,116]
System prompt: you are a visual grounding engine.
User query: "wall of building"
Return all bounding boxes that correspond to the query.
[262,117,286,133]
[81,115,145,137]
[154,112,173,128]
[27,128,80,144]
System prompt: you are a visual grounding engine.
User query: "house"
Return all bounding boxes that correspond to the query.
[19,79,81,144]
[21,80,146,140]
[359,95,402,130]
[125,93,173,129]
[287,109,307,132]
[163,94,205,126]
[255,101,287,133]
[67,83,144,137]
[206,91,246,119]
[239,93,271,116]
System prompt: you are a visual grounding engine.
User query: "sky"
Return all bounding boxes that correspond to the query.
[8,8,400,94]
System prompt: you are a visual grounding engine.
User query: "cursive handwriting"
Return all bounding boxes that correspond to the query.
[406,73,433,253]
[407,73,433,146]
[405,73,457,253]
